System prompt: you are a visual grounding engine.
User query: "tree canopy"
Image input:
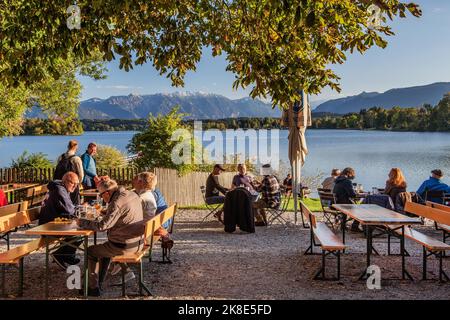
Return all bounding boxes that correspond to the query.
[0,52,106,137]
[0,0,421,108]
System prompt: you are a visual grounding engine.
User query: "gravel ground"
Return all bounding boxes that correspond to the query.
[1,209,449,300]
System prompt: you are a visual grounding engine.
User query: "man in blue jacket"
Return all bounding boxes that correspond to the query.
[417,169,450,204]
[81,142,99,189]
[39,171,83,269]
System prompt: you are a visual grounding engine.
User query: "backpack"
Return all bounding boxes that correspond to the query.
[54,153,76,180]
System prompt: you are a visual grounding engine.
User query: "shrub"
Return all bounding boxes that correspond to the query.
[11,151,53,169]
[95,144,127,168]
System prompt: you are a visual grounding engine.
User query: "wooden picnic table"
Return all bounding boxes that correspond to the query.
[25,221,94,298]
[1,183,40,203]
[332,204,421,280]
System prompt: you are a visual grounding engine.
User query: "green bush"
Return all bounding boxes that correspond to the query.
[95,144,127,168]
[128,106,204,175]
[10,151,53,169]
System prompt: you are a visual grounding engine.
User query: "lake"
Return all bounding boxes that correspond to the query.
[0,129,449,191]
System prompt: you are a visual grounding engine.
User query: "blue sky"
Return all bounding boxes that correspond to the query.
[79,0,450,102]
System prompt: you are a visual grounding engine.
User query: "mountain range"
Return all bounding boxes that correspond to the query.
[25,82,450,120]
[313,82,450,114]
[77,92,281,120]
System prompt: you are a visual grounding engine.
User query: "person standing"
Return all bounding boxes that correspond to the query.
[81,142,100,189]
[55,140,84,205]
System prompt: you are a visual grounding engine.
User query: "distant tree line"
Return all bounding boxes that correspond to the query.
[21,94,450,134]
[313,93,449,131]
[22,118,84,135]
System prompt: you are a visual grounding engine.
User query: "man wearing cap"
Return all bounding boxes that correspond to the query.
[205,164,229,205]
[416,169,450,204]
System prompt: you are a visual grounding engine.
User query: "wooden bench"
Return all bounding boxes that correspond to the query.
[0,201,28,217]
[300,201,346,280]
[25,185,48,208]
[426,201,450,244]
[111,204,177,296]
[0,201,29,249]
[386,201,450,282]
[0,206,55,296]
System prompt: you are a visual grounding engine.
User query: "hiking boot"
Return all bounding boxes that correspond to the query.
[213,210,223,224]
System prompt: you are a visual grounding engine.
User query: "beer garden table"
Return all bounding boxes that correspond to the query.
[25,221,94,298]
[332,204,421,280]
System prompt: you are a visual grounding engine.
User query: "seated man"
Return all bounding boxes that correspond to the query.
[321,168,341,191]
[76,178,144,296]
[231,163,255,191]
[39,171,82,269]
[416,169,450,204]
[333,167,360,232]
[253,164,280,226]
[282,173,292,195]
[205,164,229,205]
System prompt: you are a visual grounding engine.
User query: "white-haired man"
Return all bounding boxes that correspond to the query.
[76,178,144,296]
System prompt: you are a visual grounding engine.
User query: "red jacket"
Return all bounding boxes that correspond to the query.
[0,189,8,207]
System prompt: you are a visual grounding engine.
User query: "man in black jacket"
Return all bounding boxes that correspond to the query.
[205,164,229,222]
[39,171,83,269]
[333,167,361,232]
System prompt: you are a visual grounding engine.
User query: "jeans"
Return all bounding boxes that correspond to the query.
[205,196,225,205]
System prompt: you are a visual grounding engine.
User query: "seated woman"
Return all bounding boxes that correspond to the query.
[384,168,407,204]
[133,172,173,247]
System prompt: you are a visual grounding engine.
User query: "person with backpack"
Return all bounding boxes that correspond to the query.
[54,140,84,205]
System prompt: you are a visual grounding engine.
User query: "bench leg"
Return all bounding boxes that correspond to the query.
[439,252,449,283]
[313,250,326,280]
[388,233,391,255]
[6,233,10,251]
[337,251,341,280]
[138,261,152,296]
[422,247,427,280]
[1,265,5,297]
[18,259,24,297]
[121,268,126,297]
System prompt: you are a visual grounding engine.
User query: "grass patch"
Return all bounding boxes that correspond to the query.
[179,197,322,212]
